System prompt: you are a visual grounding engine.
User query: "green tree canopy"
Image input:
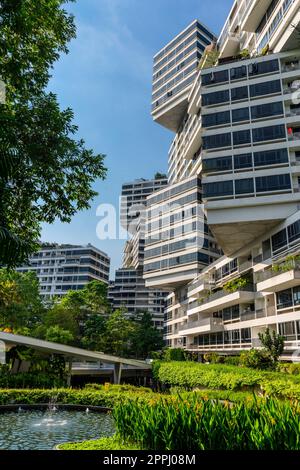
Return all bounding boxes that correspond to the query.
[45,325,74,345]
[0,269,44,330]
[0,0,107,267]
[130,311,164,359]
[102,309,137,357]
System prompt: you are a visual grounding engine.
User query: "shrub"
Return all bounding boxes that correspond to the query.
[153,361,300,397]
[58,436,142,450]
[203,352,224,364]
[278,363,300,375]
[163,348,186,362]
[223,356,240,366]
[0,367,66,389]
[0,388,157,408]
[240,349,274,370]
[84,383,153,393]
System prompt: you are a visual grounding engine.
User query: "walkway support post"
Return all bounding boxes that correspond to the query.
[113,362,122,384]
[67,358,72,387]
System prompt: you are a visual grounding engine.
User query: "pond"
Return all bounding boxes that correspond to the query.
[0,408,115,450]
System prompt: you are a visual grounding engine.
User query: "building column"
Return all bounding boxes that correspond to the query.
[66,358,72,387]
[113,362,122,384]
[0,340,6,365]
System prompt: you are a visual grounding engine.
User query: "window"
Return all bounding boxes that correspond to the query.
[277,289,292,309]
[203,180,233,198]
[202,111,230,127]
[294,286,300,306]
[202,90,230,106]
[231,86,248,101]
[202,132,231,150]
[272,228,287,252]
[202,69,229,86]
[235,178,254,195]
[254,148,288,167]
[241,328,251,343]
[232,329,240,343]
[251,101,283,120]
[252,124,286,143]
[248,59,279,76]
[232,107,250,123]
[230,65,247,80]
[249,79,281,98]
[233,130,251,146]
[203,156,232,172]
[288,220,300,243]
[279,321,296,340]
[256,174,291,193]
[234,153,252,169]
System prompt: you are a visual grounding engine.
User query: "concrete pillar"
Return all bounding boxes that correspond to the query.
[113,362,122,384]
[0,340,6,365]
[67,358,72,387]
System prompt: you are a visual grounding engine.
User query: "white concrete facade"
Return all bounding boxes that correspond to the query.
[17,244,110,300]
[146,2,300,357]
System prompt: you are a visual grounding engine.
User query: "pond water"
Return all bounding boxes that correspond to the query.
[0,409,115,450]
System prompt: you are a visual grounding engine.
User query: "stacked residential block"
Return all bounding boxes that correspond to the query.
[109,177,169,328]
[145,0,300,358]
[17,243,110,300]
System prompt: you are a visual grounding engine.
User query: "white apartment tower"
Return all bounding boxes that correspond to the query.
[145,1,300,358]
[17,244,110,300]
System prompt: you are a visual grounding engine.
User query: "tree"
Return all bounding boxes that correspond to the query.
[82,281,110,313]
[154,172,167,180]
[81,313,107,351]
[0,269,44,330]
[0,0,107,267]
[130,311,164,359]
[45,325,74,345]
[42,303,79,337]
[258,328,284,363]
[102,309,136,357]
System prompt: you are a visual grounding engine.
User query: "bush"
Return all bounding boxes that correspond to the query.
[84,383,153,393]
[163,348,186,362]
[203,352,224,364]
[0,388,157,408]
[223,356,240,366]
[153,361,300,398]
[113,395,300,450]
[277,363,300,375]
[0,366,66,389]
[240,349,274,370]
[58,436,142,450]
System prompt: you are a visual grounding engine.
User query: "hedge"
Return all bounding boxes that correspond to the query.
[0,387,156,408]
[153,361,300,399]
[58,436,141,450]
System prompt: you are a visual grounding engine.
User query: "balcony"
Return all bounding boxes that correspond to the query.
[218,31,241,59]
[187,286,255,315]
[256,261,300,293]
[240,0,274,32]
[179,317,224,335]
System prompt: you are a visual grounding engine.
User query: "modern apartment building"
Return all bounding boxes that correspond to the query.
[152,19,216,131]
[120,177,168,235]
[109,178,169,328]
[146,1,300,358]
[108,268,167,329]
[17,244,110,300]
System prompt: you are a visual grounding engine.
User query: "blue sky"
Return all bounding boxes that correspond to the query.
[42,0,233,278]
